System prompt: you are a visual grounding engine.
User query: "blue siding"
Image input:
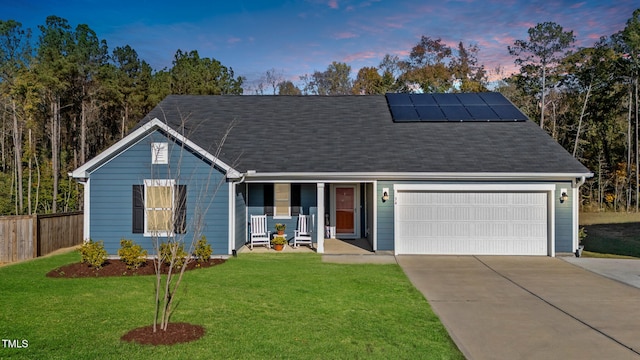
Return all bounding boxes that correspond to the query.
[234,185,247,250]
[376,181,395,251]
[89,131,229,255]
[554,181,574,253]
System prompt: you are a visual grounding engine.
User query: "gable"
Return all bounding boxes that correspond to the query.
[71,118,240,179]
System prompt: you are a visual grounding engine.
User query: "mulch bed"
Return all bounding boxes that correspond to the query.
[46,258,225,278]
[46,257,223,345]
[121,322,206,345]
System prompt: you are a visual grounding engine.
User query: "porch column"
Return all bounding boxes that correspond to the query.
[316,183,325,253]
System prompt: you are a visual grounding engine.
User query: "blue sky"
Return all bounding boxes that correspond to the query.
[3,0,638,92]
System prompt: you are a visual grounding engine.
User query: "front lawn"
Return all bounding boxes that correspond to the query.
[0,251,463,359]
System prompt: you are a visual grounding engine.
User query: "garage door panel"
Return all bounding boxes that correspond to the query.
[396,191,548,255]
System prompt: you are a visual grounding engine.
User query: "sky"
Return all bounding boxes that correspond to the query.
[3,0,638,92]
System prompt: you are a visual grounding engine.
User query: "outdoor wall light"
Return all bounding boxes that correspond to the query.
[382,188,390,202]
[560,192,569,203]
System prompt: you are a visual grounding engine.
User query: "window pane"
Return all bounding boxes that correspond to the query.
[147,186,172,208]
[147,209,172,232]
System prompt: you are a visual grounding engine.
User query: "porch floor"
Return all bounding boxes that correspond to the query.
[237,238,374,254]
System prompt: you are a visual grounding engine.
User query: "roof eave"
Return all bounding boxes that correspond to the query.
[242,171,595,182]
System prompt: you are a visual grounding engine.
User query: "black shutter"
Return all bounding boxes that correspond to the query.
[291,184,301,216]
[264,184,274,216]
[132,185,144,233]
[174,185,187,234]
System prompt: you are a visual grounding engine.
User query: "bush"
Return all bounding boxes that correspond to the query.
[118,239,148,269]
[79,239,107,269]
[160,241,187,268]
[194,235,212,263]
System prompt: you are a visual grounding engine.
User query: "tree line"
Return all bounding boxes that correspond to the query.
[0,10,639,215]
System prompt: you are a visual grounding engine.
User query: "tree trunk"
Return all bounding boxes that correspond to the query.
[28,129,32,215]
[634,77,640,212]
[81,100,86,165]
[573,82,591,157]
[12,99,23,214]
[540,65,546,129]
[51,97,60,214]
[627,85,632,212]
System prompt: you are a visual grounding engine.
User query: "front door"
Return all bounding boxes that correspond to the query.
[332,184,359,238]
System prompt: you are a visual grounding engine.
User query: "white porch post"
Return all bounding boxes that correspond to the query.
[316,183,325,253]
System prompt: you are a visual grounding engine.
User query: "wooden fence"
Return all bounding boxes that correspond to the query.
[0,212,83,264]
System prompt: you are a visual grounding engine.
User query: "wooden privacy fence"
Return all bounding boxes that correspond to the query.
[0,212,83,264]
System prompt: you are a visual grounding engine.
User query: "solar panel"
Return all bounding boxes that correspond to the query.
[491,105,528,121]
[389,105,420,121]
[415,105,445,121]
[466,105,499,120]
[455,93,485,105]
[386,92,413,106]
[433,93,461,105]
[385,92,527,123]
[479,92,511,105]
[441,106,471,121]
[410,94,437,105]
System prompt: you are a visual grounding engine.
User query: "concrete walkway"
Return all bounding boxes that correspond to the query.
[397,256,640,360]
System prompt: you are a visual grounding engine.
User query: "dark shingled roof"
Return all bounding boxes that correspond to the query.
[139,94,591,176]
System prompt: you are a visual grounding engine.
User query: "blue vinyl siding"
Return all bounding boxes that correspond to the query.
[376,181,395,251]
[234,185,247,250]
[89,130,229,255]
[554,181,574,253]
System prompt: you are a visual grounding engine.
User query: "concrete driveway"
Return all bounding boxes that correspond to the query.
[397,256,640,360]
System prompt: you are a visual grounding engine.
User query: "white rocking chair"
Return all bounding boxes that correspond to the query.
[250,214,271,250]
[293,214,314,248]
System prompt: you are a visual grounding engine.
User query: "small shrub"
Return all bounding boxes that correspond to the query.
[194,235,212,263]
[79,239,107,269]
[160,241,187,268]
[118,238,148,270]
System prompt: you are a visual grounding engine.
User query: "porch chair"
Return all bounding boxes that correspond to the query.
[293,214,314,248]
[250,214,271,250]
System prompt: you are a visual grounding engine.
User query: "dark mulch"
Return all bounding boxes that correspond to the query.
[46,258,225,278]
[121,322,206,345]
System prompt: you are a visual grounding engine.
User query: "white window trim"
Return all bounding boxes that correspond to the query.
[143,179,176,237]
[151,142,168,164]
[273,183,291,219]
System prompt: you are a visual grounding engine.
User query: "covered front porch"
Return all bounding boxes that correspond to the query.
[233,179,380,254]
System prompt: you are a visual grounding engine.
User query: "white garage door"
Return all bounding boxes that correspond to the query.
[395,191,548,255]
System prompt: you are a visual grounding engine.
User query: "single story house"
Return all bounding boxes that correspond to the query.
[70,93,593,256]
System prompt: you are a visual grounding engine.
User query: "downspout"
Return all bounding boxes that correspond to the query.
[572,176,586,255]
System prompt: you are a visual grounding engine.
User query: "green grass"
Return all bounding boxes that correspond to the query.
[0,251,463,359]
[580,212,640,258]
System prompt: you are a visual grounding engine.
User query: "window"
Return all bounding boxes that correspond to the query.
[151,142,168,164]
[132,181,186,236]
[274,183,290,217]
[263,184,302,217]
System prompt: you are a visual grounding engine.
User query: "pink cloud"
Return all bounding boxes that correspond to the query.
[328,0,338,9]
[342,51,378,63]
[334,31,358,39]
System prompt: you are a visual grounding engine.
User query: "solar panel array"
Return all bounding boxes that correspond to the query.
[385,92,528,122]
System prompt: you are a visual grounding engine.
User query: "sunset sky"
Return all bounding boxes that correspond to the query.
[4,0,638,91]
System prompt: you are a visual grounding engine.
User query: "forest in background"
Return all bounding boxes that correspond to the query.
[0,10,639,215]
